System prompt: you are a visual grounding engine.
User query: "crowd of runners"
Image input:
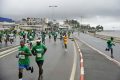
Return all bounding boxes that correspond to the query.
[15,29,73,80]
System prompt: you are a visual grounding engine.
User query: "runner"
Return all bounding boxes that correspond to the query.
[31,39,47,80]
[60,32,63,41]
[63,33,68,51]
[0,32,3,43]
[105,37,115,58]
[3,33,9,45]
[22,31,26,43]
[17,40,33,80]
[27,33,34,49]
[41,31,46,44]
[9,32,14,44]
[48,31,51,39]
[53,31,57,42]
[68,31,71,38]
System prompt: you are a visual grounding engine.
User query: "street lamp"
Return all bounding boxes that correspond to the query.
[49,5,58,31]
[49,5,58,21]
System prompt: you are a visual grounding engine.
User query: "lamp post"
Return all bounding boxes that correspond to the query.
[49,5,58,21]
[49,5,58,31]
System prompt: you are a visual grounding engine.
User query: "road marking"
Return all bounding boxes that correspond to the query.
[81,67,84,75]
[0,49,18,58]
[0,40,37,58]
[79,38,120,67]
[74,40,85,80]
[81,59,83,63]
[0,47,18,56]
[70,42,77,80]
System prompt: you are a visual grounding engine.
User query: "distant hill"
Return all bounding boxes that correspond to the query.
[0,17,14,22]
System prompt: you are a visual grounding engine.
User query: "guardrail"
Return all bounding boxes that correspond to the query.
[89,33,120,43]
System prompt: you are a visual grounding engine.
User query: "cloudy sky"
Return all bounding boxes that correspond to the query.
[0,0,120,30]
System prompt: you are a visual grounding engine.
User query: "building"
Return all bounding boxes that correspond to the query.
[19,17,48,31]
[0,17,15,30]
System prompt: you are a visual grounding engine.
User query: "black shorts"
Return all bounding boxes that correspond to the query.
[36,60,44,66]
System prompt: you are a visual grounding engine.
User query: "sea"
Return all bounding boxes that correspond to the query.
[96,30,120,38]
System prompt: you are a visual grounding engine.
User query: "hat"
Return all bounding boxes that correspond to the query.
[20,40,25,43]
[36,39,41,42]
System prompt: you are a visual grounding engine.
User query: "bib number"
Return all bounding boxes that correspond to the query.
[37,53,42,58]
[19,55,25,59]
[30,36,32,39]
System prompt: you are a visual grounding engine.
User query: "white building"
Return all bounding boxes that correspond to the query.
[18,17,49,31]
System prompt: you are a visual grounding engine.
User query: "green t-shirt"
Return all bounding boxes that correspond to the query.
[53,32,57,37]
[0,33,3,38]
[49,32,51,36]
[18,46,31,65]
[107,40,114,48]
[32,43,47,61]
[28,35,34,41]
[41,34,46,40]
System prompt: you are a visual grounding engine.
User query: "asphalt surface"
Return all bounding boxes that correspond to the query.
[77,40,120,80]
[0,36,20,49]
[1,32,120,80]
[0,37,79,80]
[74,32,120,62]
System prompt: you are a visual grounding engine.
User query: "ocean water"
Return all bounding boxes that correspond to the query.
[96,30,120,38]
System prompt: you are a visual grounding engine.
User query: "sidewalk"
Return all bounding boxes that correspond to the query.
[77,40,120,80]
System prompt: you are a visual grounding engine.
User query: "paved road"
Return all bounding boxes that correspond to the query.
[0,36,20,49]
[77,40,120,80]
[0,38,80,80]
[74,32,120,62]
[1,33,120,80]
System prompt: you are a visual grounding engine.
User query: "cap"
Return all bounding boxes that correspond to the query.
[36,39,41,42]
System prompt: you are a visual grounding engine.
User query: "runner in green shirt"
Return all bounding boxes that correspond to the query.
[41,32,46,44]
[27,33,34,49]
[32,39,47,80]
[0,32,3,43]
[48,32,51,39]
[105,37,115,58]
[17,40,33,80]
[53,31,57,42]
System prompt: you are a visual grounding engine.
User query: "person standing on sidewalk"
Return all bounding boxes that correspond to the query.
[31,39,47,80]
[105,37,115,58]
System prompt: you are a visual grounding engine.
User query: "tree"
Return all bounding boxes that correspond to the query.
[96,25,104,32]
[22,18,26,21]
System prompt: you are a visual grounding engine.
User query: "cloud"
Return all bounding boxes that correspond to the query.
[0,0,120,29]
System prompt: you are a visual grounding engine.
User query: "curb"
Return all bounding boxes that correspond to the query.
[74,39,85,80]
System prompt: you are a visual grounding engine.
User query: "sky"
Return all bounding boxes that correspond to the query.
[0,0,120,30]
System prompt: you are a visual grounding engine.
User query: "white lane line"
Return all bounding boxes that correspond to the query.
[70,42,77,80]
[0,40,37,57]
[78,49,81,52]
[81,67,84,75]
[0,49,18,58]
[79,39,120,67]
[0,47,18,56]
[81,59,83,63]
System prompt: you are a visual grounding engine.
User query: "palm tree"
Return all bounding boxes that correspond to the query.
[96,25,104,32]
